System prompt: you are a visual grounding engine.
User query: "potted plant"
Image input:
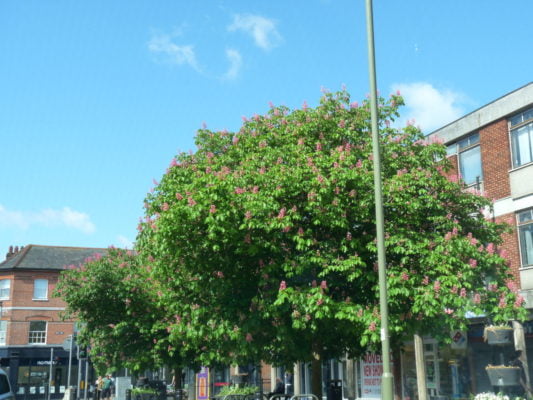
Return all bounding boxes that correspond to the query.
[484,325,514,345]
[131,387,159,400]
[485,365,521,386]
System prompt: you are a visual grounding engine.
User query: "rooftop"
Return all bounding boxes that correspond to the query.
[0,244,108,271]
[428,82,533,143]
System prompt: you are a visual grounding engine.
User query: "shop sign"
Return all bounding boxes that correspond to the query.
[196,367,209,400]
[360,352,392,398]
[36,360,59,366]
[450,330,467,350]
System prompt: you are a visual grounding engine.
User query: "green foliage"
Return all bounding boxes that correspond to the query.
[131,388,159,396]
[55,248,191,374]
[135,88,526,368]
[217,385,259,397]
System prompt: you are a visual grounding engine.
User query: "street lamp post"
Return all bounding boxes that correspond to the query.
[364,1,394,399]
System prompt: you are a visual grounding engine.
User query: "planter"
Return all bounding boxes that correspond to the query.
[484,326,514,345]
[485,366,521,386]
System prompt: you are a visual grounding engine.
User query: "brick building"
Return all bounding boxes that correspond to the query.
[402,82,533,398]
[0,244,106,399]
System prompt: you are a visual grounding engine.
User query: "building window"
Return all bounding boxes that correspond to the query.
[28,321,47,344]
[448,132,483,186]
[518,209,533,268]
[511,107,533,168]
[0,280,10,300]
[0,321,6,345]
[33,279,48,300]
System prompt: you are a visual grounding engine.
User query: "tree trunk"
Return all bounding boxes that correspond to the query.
[311,355,322,399]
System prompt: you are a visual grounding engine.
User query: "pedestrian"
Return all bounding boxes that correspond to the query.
[95,376,104,400]
[102,375,112,400]
[268,378,285,399]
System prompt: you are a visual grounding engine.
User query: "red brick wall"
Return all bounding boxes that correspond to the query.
[496,213,521,284]
[0,269,74,346]
[479,119,511,200]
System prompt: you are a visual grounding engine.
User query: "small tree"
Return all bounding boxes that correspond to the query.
[55,248,193,376]
[135,89,526,397]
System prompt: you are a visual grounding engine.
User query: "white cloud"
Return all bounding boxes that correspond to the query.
[391,82,467,133]
[222,48,242,80]
[148,34,200,71]
[228,14,282,50]
[116,235,133,249]
[0,205,95,234]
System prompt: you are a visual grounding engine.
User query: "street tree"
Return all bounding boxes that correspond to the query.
[55,248,195,377]
[133,89,524,397]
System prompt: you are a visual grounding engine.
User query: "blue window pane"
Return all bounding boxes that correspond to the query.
[459,146,482,185]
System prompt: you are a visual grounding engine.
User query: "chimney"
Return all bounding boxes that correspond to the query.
[5,245,23,260]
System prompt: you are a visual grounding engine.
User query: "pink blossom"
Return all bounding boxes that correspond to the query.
[473,293,481,304]
[259,140,267,148]
[507,281,517,292]
[369,321,376,331]
[422,276,429,285]
[277,208,286,219]
[245,333,253,342]
[252,186,259,194]
[356,160,363,168]
[317,175,324,183]
[444,308,454,315]
[235,187,246,194]
[515,295,525,307]
[279,281,287,291]
[444,232,453,241]
[498,248,508,259]
[338,120,346,128]
[302,101,308,110]
[282,226,291,233]
[401,272,409,281]
[320,280,327,289]
[298,138,304,146]
[162,202,169,211]
[209,204,217,214]
[298,227,304,236]
[316,298,323,306]
[486,243,495,254]
[316,142,322,151]
[460,288,467,297]
[434,281,441,292]
[350,102,359,109]
[169,158,178,167]
[153,178,159,186]
[176,192,183,200]
[233,136,240,145]
[245,211,252,220]
[498,296,507,308]
[188,197,196,206]
[277,157,283,164]
[451,286,458,294]
[488,283,498,292]
[216,271,224,278]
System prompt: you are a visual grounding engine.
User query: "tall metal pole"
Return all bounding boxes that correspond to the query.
[364,1,394,399]
[84,359,89,400]
[77,345,82,400]
[48,347,54,400]
[68,335,74,388]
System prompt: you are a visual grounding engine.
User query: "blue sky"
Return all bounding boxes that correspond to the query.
[1,0,532,256]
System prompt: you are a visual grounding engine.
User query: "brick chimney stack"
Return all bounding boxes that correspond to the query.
[5,245,23,260]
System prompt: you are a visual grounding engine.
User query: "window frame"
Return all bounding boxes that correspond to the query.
[510,107,533,168]
[447,132,483,186]
[33,279,49,301]
[0,279,10,300]
[0,321,6,345]
[517,208,533,269]
[28,320,47,345]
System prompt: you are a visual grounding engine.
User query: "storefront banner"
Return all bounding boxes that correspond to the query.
[360,352,392,398]
[196,367,210,400]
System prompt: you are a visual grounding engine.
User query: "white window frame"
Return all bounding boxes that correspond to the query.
[0,321,6,345]
[33,279,49,300]
[0,280,10,300]
[446,132,483,187]
[518,209,533,268]
[510,107,533,168]
[28,320,47,344]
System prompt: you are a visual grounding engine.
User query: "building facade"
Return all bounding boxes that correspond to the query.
[0,244,106,399]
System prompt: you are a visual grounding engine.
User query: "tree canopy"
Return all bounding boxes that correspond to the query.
[135,89,526,368]
[58,89,526,386]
